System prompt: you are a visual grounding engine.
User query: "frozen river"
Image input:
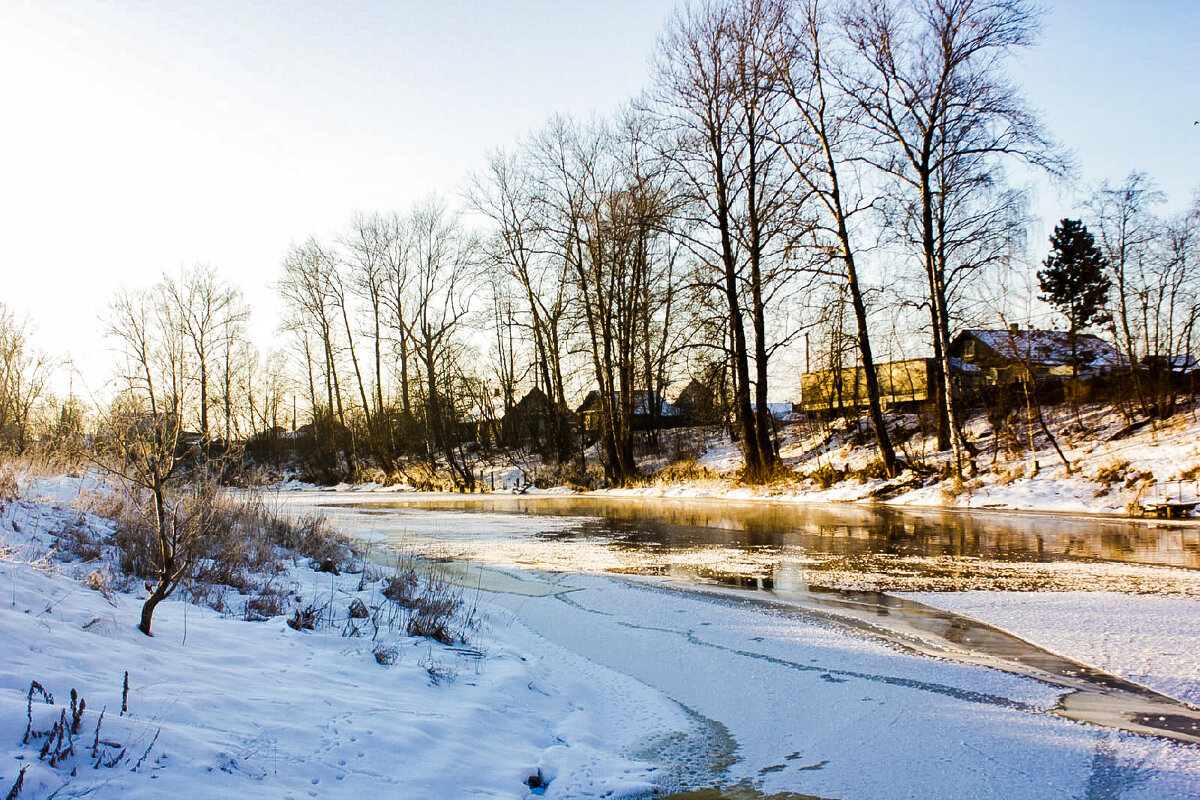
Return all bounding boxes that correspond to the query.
[279,490,1200,798]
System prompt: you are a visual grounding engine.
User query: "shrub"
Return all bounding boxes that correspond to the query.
[382,563,421,607]
[0,464,17,507]
[266,511,357,574]
[853,459,892,482]
[734,460,801,487]
[807,463,848,489]
[82,568,115,601]
[286,603,319,631]
[1124,470,1154,489]
[382,560,474,646]
[245,591,286,621]
[531,460,599,490]
[55,516,105,563]
[88,487,358,621]
[373,645,399,666]
[654,458,716,483]
[1095,460,1131,487]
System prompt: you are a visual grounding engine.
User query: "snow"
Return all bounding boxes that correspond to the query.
[0,475,684,799]
[558,402,1200,519]
[479,572,1200,798]
[903,591,1200,707]
[965,328,1124,369]
[6,470,1200,798]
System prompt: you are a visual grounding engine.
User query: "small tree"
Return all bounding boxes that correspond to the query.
[99,399,193,636]
[104,283,240,635]
[1038,218,1111,387]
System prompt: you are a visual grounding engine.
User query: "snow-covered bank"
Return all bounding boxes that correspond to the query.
[607,402,1200,516]
[903,591,1200,708]
[0,474,687,799]
[290,403,1200,520]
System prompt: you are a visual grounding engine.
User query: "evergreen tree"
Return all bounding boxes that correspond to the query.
[1038,218,1111,335]
[1038,218,1112,386]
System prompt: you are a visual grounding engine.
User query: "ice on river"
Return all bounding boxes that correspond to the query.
[4,483,1200,798]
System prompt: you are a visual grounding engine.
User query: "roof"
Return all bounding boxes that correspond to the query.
[577,390,685,417]
[961,329,1124,368]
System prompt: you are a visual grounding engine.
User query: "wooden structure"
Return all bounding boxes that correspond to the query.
[1132,481,1200,519]
[949,328,1123,386]
[799,358,937,414]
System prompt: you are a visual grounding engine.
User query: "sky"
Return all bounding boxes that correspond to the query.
[1,0,1197,398]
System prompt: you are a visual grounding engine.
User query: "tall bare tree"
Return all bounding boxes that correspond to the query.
[469,146,575,461]
[842,0,1059,477]
[407,198,480,488]
[278,238,356,473]
[762,0,899,474]
[651,0,805,482]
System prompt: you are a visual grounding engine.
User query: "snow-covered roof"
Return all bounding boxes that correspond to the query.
[963,329,1123,368]
[948,357,981,373]
[578,390,685,417]
[634,391,685,416]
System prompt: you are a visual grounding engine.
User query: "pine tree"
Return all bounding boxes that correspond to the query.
[1038,218,1112,387]
[1038,218,1111,335]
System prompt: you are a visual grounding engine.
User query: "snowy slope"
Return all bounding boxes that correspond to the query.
[0,475,689,799]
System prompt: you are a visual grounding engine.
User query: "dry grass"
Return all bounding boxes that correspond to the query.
[66,485,360,618]
[381,556,478,646]
[653,458,716,483]
[0,464,18,507]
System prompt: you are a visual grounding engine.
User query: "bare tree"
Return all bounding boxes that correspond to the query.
[1086,172,1199,418]
[469,146,576,461]
[651,0,806,482]
[103,287,213,635]
[843,0,1060,477]
[160,265,246,455]
[278,238,356,474]
[0,304,54,452]
[407,198,480,489]
[762,0,899,474]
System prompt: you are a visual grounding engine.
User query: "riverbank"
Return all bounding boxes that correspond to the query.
[0,473,680,799]
[604,401,1200,517]
[6,471,1200,798]
[308,402,1200,520]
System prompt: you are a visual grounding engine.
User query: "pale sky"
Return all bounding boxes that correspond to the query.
[1,0,1197,397]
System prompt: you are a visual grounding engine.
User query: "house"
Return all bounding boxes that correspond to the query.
[949,327,1123,385]
[750,402,797,420]
[800,358,945,413]
[1142,354,1199,375]
[500,388,579,449]
[575,389,687,435]
[663,378,713,423]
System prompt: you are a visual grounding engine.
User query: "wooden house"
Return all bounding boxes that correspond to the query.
[800,358,943,414]
[576,389,688,435]
[500,388,578,449]
[949,328,1123,385]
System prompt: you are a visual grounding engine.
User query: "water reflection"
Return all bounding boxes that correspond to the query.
[334,495,1200,569]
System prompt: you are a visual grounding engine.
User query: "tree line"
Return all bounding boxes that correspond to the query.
[4,0,1198,490]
